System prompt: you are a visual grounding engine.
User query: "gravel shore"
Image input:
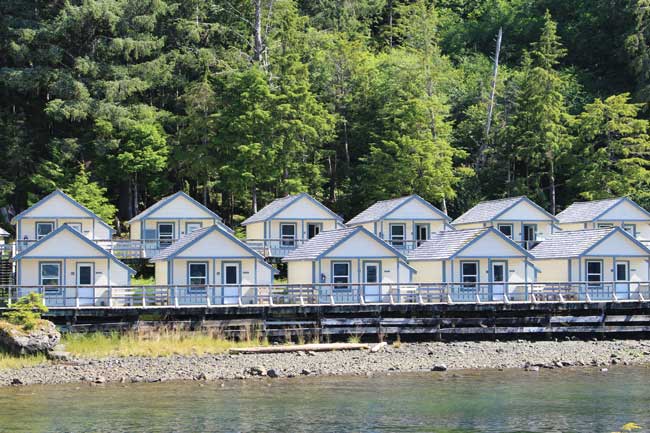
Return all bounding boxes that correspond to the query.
[3,339,650,387]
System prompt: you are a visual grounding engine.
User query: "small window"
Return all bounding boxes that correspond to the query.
[616,263,628,281]
[224,264,239,285]
[307,223,321,239]
[390,224,405,247]
[158,223,174,248]
[280,223,296,247]
[461,262,479,288]
[40,263,61,287]
[597,223,614,229]
[188,263,208,287]
[623,224,636,236]
[67,223,82,233]
[586,261,602,287]
[185,222,202,234]
[332,262,350,290]
[36,222,54,240]
[497,224,513,239]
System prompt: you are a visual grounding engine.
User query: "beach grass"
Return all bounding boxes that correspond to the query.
[63,329,269,358]
[0,351,48,370]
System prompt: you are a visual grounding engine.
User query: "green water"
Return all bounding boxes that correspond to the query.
[0,368,649,432]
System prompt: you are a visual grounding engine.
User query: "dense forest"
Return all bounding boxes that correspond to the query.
[1,0,650,233]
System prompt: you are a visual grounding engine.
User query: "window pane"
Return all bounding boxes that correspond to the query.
[616,264,627,280]
[587,262,601,274]
[78,266,92,285]
[365,266,378,283]
[159,224,173,235]
[462,263,477,275]
[498,225,512,237]
[281,224,295,236]
[190,264,206,278]
[333,263,349,276]
[493,265,504,281]
[391,225,404,236]
[37,223,53,238]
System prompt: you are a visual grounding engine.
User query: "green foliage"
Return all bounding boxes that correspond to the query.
[3,293,48,331]
[1,0,650,221]
[65,165,118,223]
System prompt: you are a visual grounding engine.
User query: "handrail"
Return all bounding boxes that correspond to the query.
[0,281,647,308]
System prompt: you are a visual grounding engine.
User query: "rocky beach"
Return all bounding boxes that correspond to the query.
[2,339,650,387]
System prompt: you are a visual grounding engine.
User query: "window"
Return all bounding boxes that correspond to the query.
[40,263,61,287]
[497,224,513,239]
[188,263,208,287]
[36,222,54,240]
[586,261,603,288]
[623,224,636,237]
[616,263,628,281]
[185,222,202,234]
[597,223,614,229]
[307,223,322,239]
[280,223,296,247]
[390,224,405,247]
[67,223,82,233]
[332,262,350,290]
[158,223,174,248]
[522,224,537,249]
[461,262,479,288]
[415,224,429,246]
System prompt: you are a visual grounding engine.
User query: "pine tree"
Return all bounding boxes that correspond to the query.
[64,165,118,224]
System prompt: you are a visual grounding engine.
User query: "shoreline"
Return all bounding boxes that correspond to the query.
[2,339,650,387]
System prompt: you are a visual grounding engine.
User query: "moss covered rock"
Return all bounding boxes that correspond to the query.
[0,320,60,355]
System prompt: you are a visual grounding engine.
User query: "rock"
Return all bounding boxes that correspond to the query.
[370,342,387,353]
[307,351,317,357]
[600,368,609,372]
[267,369,280,378]
[47,350,72,361]
[431,364,448,372]
[300,369,311,376]
[0,320,61,355]
[10,378,23,386]
[195,372,208,380]
[94,376,106,384]
[526,366,540,372]
[247,366,267,377]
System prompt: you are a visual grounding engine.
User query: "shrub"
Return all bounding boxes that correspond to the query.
[3,293,48,330]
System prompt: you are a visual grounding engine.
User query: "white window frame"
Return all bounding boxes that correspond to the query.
[586,260,603,288]
[389,223,406,247]
[280,223,296,247]
[40,262,61,294]
[185,222,202,235]
[461,261,479,288]
[332,262,350,290]
[188,262,208,288]
[36,222,54,240]
[157,223,174,248]
[622,224,636,237]
[497,224,514,239]
[307,223,322,239]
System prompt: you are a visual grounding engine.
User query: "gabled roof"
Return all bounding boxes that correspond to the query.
[346,194,450,226]
[0,228,9,237]
[128,191,224,224]
[241,193,342,226]
[13,224,135,274]
[452,196,557,225]
[530,227,650,259]
[10,189,114,234]
[283,226,408,262]
[556,197,650,224]
[150,225,277,272]
[406,227,532,261]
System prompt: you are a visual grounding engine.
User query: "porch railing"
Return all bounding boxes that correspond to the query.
[1,281,649,309]
[245,238,309,257]
[10,239,178,259]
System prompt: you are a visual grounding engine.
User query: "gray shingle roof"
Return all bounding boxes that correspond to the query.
[452,196,526,225]
[242,195,301,225]
[242,193,341,225]
[0,227,9,237]
[346,195,449,225]
[406,228,487,260]
[283,227,368,261]
[529,228,614,259]
[555,198,623,224]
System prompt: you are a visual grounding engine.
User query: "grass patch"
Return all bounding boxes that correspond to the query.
[131,276,155,286]
[0,351,48,370]
[63,329,269,359]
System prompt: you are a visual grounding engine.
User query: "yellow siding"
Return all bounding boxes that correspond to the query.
[245,222,264,240]
[155,261,168,285]
[287,261,313,285]
[18,218,110,241]
[377,220,447,241]
[410,261,444,283]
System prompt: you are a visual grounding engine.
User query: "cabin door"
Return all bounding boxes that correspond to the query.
[490,261,507,301]
[76,263,95,306]
[415,224,429,247]
[222,263,240,305]
[615,262,630,300]
[363,262,381,303]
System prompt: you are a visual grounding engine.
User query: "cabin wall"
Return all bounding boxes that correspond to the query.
[134,218,216,240]
[535,259,571,282]
[245,222,264,240]
[268,219,339,239]
[155,261,168,285]
[18,219,110,241]
[145,196,215,219]
[410,261,444,283]
[376,220,447,241]
[286,261,313,285]
[169,258,270,286]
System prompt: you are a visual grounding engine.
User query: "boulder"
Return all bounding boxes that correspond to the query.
[431,364,448,372]
[0,320,60,355]
[267,369,280,378]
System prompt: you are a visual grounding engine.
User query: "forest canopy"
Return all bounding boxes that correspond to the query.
[1,0,649,232]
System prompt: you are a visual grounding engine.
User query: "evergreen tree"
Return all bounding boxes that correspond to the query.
[65,164,118,224]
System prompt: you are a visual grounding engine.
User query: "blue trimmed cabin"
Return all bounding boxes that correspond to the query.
[556,197,650,245]
[150,225,277,305]
[242,193,344,257]
[407,228,537,302]
[452,196,558,250]
[13,225,135,307]
[346,195,453,251]
[283,226,415,303]
[10,190,114,251]
[127,191,230,257]
[530,227,650,300]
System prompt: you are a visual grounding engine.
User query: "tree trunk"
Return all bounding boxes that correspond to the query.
[253,0,264,65]
[251,183,258,214]
[549,158,556,215]
[477,27,502,170]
